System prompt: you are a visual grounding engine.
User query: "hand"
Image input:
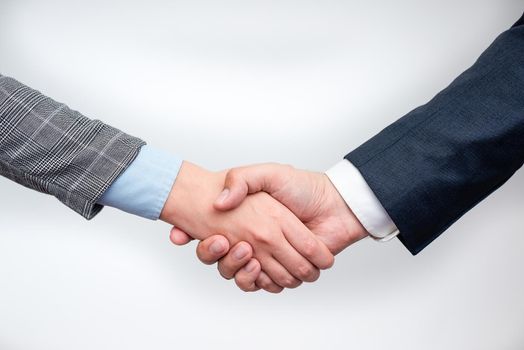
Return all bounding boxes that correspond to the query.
[160,161,334,289]
[171,163,369,292]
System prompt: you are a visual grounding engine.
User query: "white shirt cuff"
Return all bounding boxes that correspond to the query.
[325,160,399,241]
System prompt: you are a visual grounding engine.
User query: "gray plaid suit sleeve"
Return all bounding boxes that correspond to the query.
[0,74,146,219]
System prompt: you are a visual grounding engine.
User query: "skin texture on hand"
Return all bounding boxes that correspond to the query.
[170,163,369,293]
[220,164,368,253]
[160,161,334,289]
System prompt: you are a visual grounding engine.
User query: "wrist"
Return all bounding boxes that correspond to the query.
[323,174,369,244]
[160,161,226,238]
[325,160,398,240]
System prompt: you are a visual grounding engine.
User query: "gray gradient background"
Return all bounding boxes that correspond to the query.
[0,1,523,349]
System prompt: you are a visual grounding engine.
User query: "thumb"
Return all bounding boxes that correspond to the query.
[214,164,285,211]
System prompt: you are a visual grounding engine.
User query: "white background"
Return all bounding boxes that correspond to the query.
[0,1,523,349]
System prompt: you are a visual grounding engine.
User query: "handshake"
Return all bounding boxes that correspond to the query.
[2,14,521,295]
[159,161,369,293]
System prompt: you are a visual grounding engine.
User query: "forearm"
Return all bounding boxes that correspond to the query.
[346,16,524,254]
[0,74,145,219]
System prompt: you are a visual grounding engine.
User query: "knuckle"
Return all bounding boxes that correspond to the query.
[257,277,273,290]
[277,274,299,289]
[196,244,208,261]
[199,257,216,265]
[301,239,319,259]
[236,278,254,292]
[296,263,317,281]
[239,285,252,292]
[319,254,335,270]
[251,230,272,245]
[217,264,234,280]
[286,279,302,289]
[266,208,284,222]
[226,169,241,183]
[269,287,283,294]
[219,271,234,281]
[261,282,283,294]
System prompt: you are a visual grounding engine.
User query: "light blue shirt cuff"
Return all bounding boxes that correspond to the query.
[97,145,183,220]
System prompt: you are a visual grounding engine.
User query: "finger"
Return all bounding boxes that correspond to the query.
[256,271,284,294]
[234,259,261,292]
[214,163,290,211]
[271,242,320,283]
[258,256,302,289]
[217,241,254,279]
[195,235,230,265]
[282,217,335,270]
[169,227,194,246]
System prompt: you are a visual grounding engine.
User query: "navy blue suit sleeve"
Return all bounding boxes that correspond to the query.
[346,13,524,255]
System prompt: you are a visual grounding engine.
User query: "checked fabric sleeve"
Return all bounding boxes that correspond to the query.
[0,74,145,219]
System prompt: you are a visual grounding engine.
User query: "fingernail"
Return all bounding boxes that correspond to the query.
[210,240,225,254]
[233,244,249,260]
[216,189,230,204]
[244,260,257,273]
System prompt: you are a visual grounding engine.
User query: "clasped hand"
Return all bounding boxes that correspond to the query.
[160,162,369,293]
